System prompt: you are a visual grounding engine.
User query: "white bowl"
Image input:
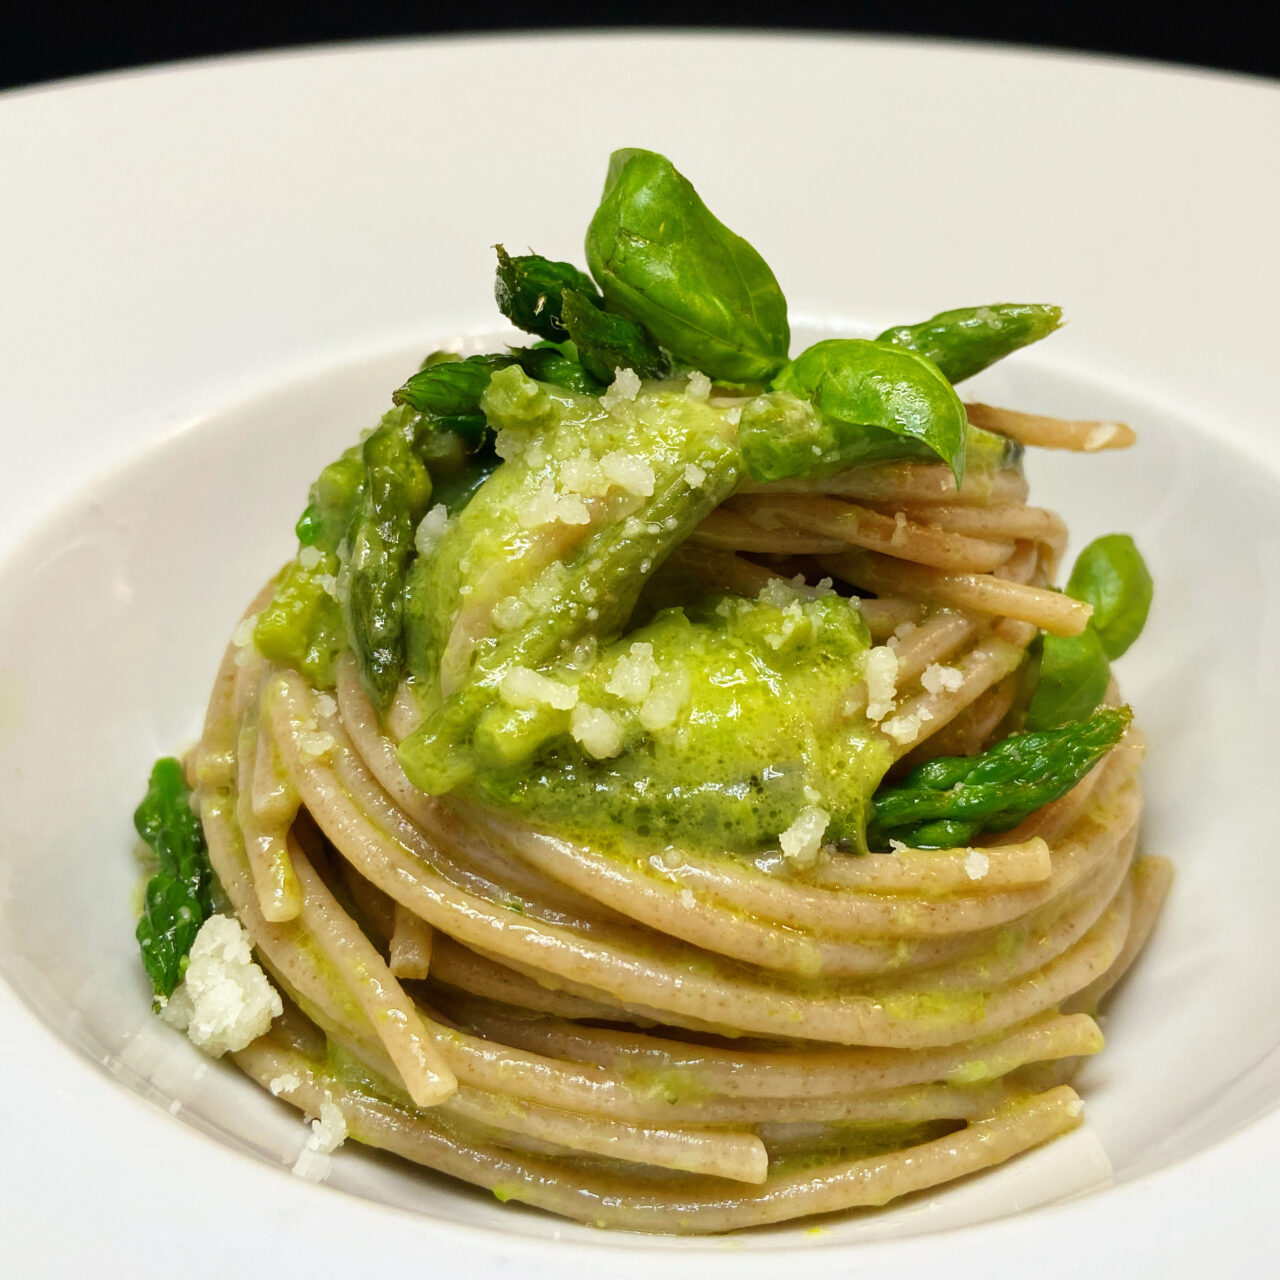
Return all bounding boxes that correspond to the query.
[1,33,1278,1277]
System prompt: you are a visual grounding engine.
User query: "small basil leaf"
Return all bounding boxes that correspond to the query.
[585,148,789,382]
[1025,625,1112,730]
[1065,533,1153,660]
[877,304,1062,384]
[765,339,968,483]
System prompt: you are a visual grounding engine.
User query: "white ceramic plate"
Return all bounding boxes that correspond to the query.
[2,33,1278,1277]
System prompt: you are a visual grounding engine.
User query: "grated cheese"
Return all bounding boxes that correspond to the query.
[570,704,624,758]
[601,367,641,408]
[500,666,579,711]
[778,806,830,870]
[685,371,712,401]
[604,642,660,703]
[600,450,656,497]
[160,915,283,1057]
[414,505,451,556]
[921,663,965,694]
[864,646,899,722]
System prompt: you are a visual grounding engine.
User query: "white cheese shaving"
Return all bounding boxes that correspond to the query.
[414,504,451,556]
[491,595,533,631]
[500,666,579,711]
[160,915,283,1057]
[269,1073,302,1097]
[292,1100,348,1180]
[639,667,692,732]
[921,663,965,694]
[778,806,830,870]
[601,367,641,408]
[864,646,899,722]
[684,462,707,488]
[685,370,712,401]
[297,546,324,570]
[604,642,660,703]
[881,706,935,745]
[570,704,624,758]
[600,450,656,497]
[518,478,591,528]
[964,850,990,881]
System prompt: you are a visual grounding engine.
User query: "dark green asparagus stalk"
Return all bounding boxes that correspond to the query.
[868,706,1132,849]
[494,246,601,341]
[559,288,669,384]
[876,304,1062,385]
[134,757,214,1000]
[343,406,433,710]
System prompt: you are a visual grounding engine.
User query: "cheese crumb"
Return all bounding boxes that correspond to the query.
[313,693,337,720]
[778,806,830,870]
[881,706,935,745]
[684,462,707,488]
[298,545,324,570]
[500,666,579,711]
[570,704,624,758]
[160,915,283,1057]
[297,731,335,760]
[414,505,451,556]
[518,478,591,528]
[686,370,712,401]
[864,646,899,722]
[758,576,804,608]
[292,1100,348,1180]
[639,667,692,731]
[491,595,533,631]
[888,838,910,854]
[921,663,965,694]
[558,449,609,497]
[605,642,660,703]
[601,367,641,408]
[269,1073,302,1097]
[964,850,990,881]
[600,450,656,497]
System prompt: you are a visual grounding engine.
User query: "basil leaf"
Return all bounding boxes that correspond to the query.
[585,148,789,382]
[1025,625,1112,730]
[1065,533,1153,660]
[763,339,968,483]
[877,304,1062,385]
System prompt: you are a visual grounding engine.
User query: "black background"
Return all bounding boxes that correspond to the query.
[1,1,1276,92]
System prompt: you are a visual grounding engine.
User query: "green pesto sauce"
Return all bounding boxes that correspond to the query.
[391,367,1017,859]
[471,587,892,854]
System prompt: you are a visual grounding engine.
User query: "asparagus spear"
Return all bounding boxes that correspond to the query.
[134,758,214,999]
[868,706,1132,849]
[343,406,433,710]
